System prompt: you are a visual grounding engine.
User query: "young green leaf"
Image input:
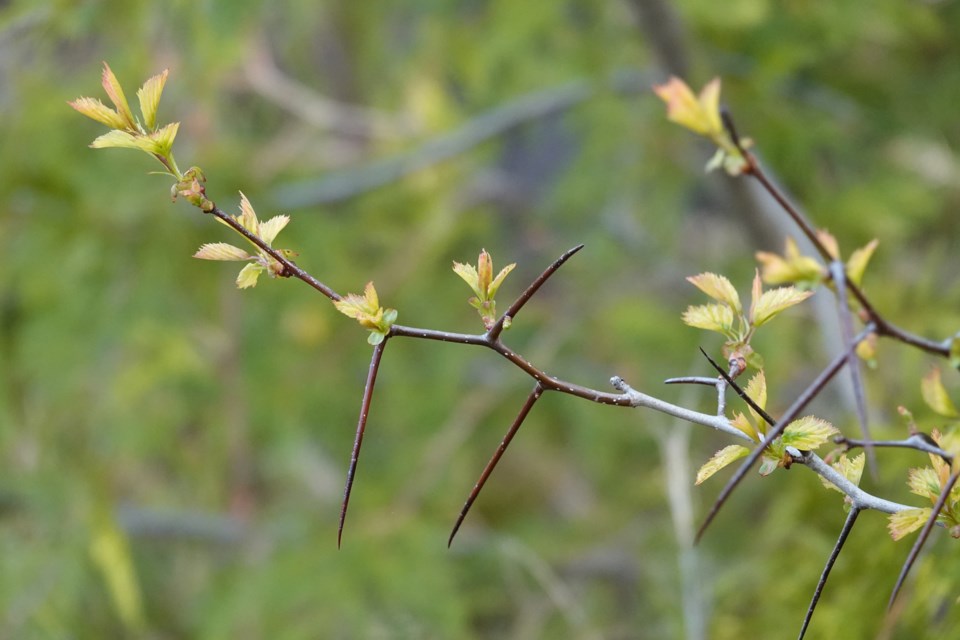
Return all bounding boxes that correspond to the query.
[921,367,959,418]
[136,68,168,130]
[744,370,767,428]
[696,445,751,485]
[682,303,734,334]
[782,416,838,450]
[755,237,824,288]
[751,286,813,327]
[888,508,933,541]
[907,467,943,501]
[193,243,252,261]
[686,273,741,314]
[819,453,866,493]
[100,62,136,130]
[846,239,879,287]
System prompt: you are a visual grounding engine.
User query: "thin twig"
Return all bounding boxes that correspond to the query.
[486,245,584,341]
[797,506,860,640]
[209,205,341,301]
[448,384,545,546]
[338,339,387,547]
[722,111,950,359]
[835,434,953,465]
[664,376,717,387]
[694,326,872,543]
[888,470,960,609]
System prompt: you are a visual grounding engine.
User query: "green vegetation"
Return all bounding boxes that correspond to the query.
[3,1,960,637]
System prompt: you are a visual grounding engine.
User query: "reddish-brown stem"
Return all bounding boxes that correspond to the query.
[721,111,950,359]
[338,339,387,547]
[448,383,545,546]
[888,470,960,609]
[486,244,584,341]
[695,326,872,543]
[208,205,341,302]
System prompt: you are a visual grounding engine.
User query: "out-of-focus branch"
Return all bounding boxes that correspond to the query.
[271,70,653,207]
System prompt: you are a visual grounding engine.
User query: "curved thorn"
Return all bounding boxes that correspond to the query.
[695,332,867,543]
[798,507,860,640]
[338,339,388,548]
[888,470,959,609]
[487,245,584,341]
[448,384,544,547]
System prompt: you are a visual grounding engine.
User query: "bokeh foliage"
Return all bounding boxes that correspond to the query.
[2,0,960,637]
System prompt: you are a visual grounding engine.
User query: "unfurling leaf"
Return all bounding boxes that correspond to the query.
[755,237,824,288]
[731,412,759,441]
[653,77,722,139]
[136,68,168,130]
[193,243,251,261]
[453,249,515,329]
[686,273,741,314]
[907,467,943,501]
[682,303,734,334]
[744,370,767,427]
[846,239,879,287]
[782,416,838,450]
[921,367,959,418]
[67,96,130,130]
[696,445,751,484]
[750,286,813,327]
[100,62,136,130]
[335,281,398,340]
[820,453,865,493]
[236,263,263,289]
[816,229,840,260]
[888,508,933,541]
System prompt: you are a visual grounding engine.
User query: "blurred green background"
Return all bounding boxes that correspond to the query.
[2,0,960,638]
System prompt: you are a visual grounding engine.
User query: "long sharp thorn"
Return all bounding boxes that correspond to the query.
[487,245,584,341]
[338,340,387,548]
[888,470,960,609]
[797,507,860,640]
[448,384,544,547]
[700,348,775,426]
[695,333,866,543]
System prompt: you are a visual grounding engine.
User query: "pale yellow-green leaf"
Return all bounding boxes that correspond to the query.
[363,281,379,310]
[90,513,145,631]
[744,370,767,425]
[686,272,741,314]
[819,453,865,493]
[731,412,759,441]
[755,237,824,287]
[888,508,932,541]
[146,121,179,156]
[695,444,750,485]
[237,192,259,234]
[136,68,168,129]
[751,286,813,327]
[89,130,150,151]
[100,62,136,129]
[907,466,942,501]
[258,215,290,246]
[816,229,840,260]
[452,261,483,299]
[846,239,878,287]
[488,263,516,299]
[782,416,837,450]
[698,78,723,138]
[68,96,129,130]
[194,243,251,261]
[682,303,734,334]
[921,367,959,418]
[236,262,263,289]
